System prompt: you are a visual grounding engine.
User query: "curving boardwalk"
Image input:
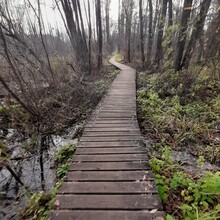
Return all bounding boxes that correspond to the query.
[50,57,164,220]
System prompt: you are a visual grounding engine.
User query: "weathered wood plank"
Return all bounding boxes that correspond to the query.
[84,127,140,132]
[78,141,140,147]
[85,124,138,129]
[72,154,147,162]
[55,194,162,210]
[69,162,150,171]
[59,182,157,194]
[50,210,165,220]
[66,171,154,181]
[75,147,144,154]
[80,136,142,142]
[83,131,140,137]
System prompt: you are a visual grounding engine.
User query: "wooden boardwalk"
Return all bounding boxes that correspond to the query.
[50,57,164,220]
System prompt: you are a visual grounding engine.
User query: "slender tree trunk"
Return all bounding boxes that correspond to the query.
[147,0,153,67]
[174,0,193,72]
[118,0,121,52]
[96,0,103,68]
[154,0,168,68]
[88,0,92,74]
[181,0,212,69]
[105,0,111,48]
[139,0,145,67]
[168,0,173,27]
[76,0,88,53]
[152,0,159,35]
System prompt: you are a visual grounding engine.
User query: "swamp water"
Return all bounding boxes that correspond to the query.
[0,127,78,219]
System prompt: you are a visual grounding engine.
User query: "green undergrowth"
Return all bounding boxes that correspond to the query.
[137,66,220,219]
[114,53,123,62]
[149,146,220,219]
[20,144,75,219]
[137,68,220,165]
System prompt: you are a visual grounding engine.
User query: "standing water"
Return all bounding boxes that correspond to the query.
[0,126,78,219]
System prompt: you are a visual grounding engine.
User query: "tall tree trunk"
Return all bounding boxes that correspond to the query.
[118,0,121,52]
[105,0,111,48]
[96,0,103,68]
[154,0,168,68]
[87,0,92,74]
[174,0,193,72]
[168,0,173,27]
[139,0,145,67]
[181,0,212,69]
[76,0,88,53]
[146,0,153,67]
[152,0,159,35]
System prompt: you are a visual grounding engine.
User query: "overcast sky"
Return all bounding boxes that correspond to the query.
[39,0,119,32]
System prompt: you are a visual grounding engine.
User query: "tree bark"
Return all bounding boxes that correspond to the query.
[181,0,212,69]
[168,0,173,27]
[105,0,111,48]
[146,0,153,67]
[154,0,168,68]
[139,0,145,67]
[96,0,103,68]
[174,0,193,72]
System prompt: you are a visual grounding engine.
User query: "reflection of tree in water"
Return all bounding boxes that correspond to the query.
[0,130,77,218]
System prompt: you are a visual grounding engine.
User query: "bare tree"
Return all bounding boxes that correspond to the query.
[96,0,103,68]
[146,0,153,67]
[154,0,168,68]
[139,0,145,67]
[105,0,111,48]
[174,0,193,72]
[182,0,212,69]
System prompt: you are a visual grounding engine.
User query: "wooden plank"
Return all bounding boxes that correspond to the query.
[75,147,144,154]
[50,210,165,220]
[66,171,154,181]
[78,141,140,147]
[59,182,157,194]
[88,119,135,123]
[85,124,138,128]
[72,154,147,162]
[83,131,140,137]
[69,162,150,171]
[84,128,140,132]
[98,112,136,117]
[80,136,142,142]
[55,194,162,210]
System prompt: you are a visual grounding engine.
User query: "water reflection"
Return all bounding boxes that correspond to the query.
[0,127,78,219]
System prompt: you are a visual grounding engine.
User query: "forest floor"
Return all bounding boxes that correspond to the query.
[136,63,220,219]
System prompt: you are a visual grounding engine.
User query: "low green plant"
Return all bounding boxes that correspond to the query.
[21,181,62,220]
[149,147,220,219]
[114,53,123,62]
[54,144,75,164]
